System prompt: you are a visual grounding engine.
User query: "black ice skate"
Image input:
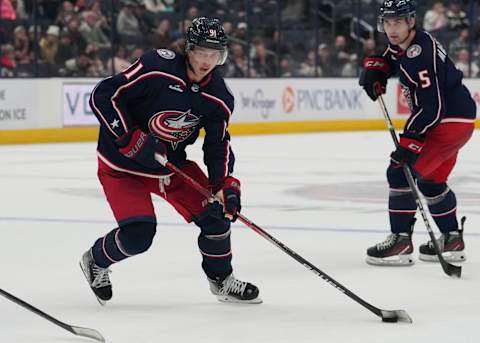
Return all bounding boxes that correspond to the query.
[419,217,466,262]
[209,274,262,304]
[366,232,414,266]
[79,249,112,305]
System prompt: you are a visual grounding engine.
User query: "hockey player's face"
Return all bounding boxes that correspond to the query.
[188,47,221,79]
[383,18,411,45]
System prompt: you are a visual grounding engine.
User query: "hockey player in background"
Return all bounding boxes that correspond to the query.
[79,17,261,305]
[359,0,476,266]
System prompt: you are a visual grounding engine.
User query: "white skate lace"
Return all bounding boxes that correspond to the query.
[91,265,111,288]
[376,234,397,250]
[218,275,247,296]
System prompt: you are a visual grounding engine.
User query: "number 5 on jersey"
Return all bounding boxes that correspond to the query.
[418,70,431,88]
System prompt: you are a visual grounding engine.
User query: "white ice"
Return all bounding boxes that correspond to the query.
[0,131,479,343]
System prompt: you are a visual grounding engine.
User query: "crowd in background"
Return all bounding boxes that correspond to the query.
[0,0,479,78]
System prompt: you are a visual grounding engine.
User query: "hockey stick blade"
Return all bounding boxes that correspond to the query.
[0,288,105,342]
[380,309,413,323]
[69,325,106,342]
[444,263,462,278]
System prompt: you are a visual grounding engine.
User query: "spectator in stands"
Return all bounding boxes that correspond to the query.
[268,29,291,57]
[28,25,42,42]
[362,38,378,58]
[117,0,142,44]
[222,21,233,37]
[423,2,448,33]
[65,16,88,56]
[64,52,92,76]
[106,45,130,73]
[150,18,171,49]
[133,1,156,38]
[317,43,333,77]
[298,49,322,77]
[446,1,469,31]
[13,26,31,65]
[0,43,16,77]
[55,1,76,30]
[279,56,295,77]
[224,42,248,77]
[0,0,17,21]
[0,0,17,43]
[331,35,356,76]
[56,28,75,66]
[232,22,248,41]
[39,25,60,65]
[252,40,275,77]
[85,44,106,77]
[449,28,470,60]
[455,48,479,77]
[14,0,28,20]
[79,10,111,51]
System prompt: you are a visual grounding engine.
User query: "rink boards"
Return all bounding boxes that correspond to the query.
[0,78,479,144]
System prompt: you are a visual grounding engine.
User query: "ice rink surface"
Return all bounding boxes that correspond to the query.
[1,131,479,343]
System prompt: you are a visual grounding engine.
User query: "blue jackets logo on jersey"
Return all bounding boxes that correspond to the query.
[148,110,200,149]
[156,49,176,59]
[406,44,422,58]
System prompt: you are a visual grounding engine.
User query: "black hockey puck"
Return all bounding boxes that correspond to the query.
[382,317,398,323]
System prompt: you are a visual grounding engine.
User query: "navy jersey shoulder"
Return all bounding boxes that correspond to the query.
[89,48,236,185]
[382,30,476,134]
[200,69,235,121]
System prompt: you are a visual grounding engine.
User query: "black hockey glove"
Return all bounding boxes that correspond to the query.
[390,132,425,166]
[115,127,167,170]
[208,176,241,222]
[359,56,390,101]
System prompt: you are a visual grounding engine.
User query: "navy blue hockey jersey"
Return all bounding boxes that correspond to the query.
[89,48,235,188]
[383,29,476,134]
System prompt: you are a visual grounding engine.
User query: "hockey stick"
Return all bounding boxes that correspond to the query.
[155,154,412,323]
[0,288,105,342]
[377,95,461,278]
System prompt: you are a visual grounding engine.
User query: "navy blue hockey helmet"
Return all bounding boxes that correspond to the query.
[186,17,228,65]
[377,0,417,32]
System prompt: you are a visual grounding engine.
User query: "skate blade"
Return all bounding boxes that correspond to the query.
[366,254,414,266]
[79,261,107,306]
[419,251,466,263]
[216,295,263,304]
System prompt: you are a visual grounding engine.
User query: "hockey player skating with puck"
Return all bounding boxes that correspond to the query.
[79,17,261,305]
[359,0,476,266]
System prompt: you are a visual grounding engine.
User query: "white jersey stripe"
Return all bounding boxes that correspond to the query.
[97,152,174,179]
[200,92,232,120]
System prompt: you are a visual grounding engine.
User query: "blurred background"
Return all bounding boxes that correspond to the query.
[0,0,478,79]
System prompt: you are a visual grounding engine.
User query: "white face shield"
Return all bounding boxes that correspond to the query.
[186,43,228,65]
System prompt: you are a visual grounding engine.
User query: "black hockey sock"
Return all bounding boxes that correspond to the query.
[91,228,128,268]
[196,214,233,281]
[389,188,416,233]
[426,189,458,233]
[91,222,156,268]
